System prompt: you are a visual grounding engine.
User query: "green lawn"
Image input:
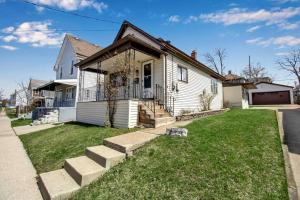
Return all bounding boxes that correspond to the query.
[71,109,288,200]
[11,118,32,127]
[6,108,16,119]
[20,122,137,173]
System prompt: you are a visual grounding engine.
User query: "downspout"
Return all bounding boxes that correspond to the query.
[164,54,167,109]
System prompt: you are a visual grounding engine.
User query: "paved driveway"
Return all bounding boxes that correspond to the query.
[0,112,42,200]
[280,108,300,154]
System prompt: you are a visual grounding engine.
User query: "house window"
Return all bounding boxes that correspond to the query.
[211,79,218,94]
[70,61,74,75]
[110,72,127,87]
[86,90,90,98]
[177,66,188,82]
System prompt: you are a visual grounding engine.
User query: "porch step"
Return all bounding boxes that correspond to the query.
[86,145,126,169]
[154,117,176,128]
[39,169,80,200]
[64,156,106,186]
[103,131,158,156]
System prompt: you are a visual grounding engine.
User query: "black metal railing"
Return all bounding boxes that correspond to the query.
[53,99,76,107]
[79,83,165,102]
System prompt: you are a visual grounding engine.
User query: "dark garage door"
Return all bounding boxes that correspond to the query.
[252,91,290,105]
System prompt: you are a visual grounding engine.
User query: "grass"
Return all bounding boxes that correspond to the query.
[11,118,32,127]
[20,122,138,173]
[70,109,288,200]
[6,108,16,119]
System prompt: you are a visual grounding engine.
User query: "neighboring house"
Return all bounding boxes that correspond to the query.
[34,34,102,123]
[75,21,224,128]
[27,79,53,107]
[248,82,294,105]
[9,89,28,107]
[223,71,256,109]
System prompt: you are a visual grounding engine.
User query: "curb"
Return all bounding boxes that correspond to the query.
[276,110,299,200]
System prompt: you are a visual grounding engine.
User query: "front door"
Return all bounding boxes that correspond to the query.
[142,61,153,98]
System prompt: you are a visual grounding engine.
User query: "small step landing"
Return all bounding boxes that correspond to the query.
[86,145,126,169]
[103,131,158,156]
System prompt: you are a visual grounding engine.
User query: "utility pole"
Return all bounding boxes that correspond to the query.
[248,55,252,79]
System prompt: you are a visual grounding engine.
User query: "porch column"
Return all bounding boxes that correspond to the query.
[77,68,82,102]
[96,61,102,101]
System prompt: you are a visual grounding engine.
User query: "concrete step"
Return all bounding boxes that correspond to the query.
[103,131,158,156]
[155,117,176,128]
[64,156,106,186]
[39,169,80,200]
[86,145,126,169]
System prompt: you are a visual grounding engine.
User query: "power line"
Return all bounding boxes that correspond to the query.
[22,1,121,24]
[12,28,117,32]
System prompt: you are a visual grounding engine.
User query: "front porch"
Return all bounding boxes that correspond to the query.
[76,36,174,128]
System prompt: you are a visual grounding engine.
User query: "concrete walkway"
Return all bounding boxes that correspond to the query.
[0,112,42,200]
[279,107,300,198]
[14,124,60,136]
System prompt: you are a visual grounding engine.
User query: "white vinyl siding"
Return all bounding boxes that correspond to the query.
[76,100,139,128]
[55,40,78,80]
[165,54,223,116]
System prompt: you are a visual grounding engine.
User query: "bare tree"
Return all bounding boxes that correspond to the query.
[199,89,215,111]
[205,48,227,75]
[242,62,267,81]
[16,81,31,114]
[0,88,4,101]
[277,48,300,85]
[103,50,138,127]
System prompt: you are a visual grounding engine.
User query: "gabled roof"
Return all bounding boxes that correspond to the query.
[54,34,102,70]
[66,34,102,57]
[255,81,294,88]
[81,20,224,80]
[28,79,49,90]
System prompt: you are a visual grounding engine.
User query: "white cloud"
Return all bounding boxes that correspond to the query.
[2,35,17,42]
[246,25,261,32]
[277,21,299,30]
[0,45,18,51]
[1,26,14,33]
[168,15,180,23]
[184,15,199,24]
[275,52,289,56]
[246,35,300,47]
[1,21,65,47]
[273,0,300,4]
[29,0,108,13]
[199,7,300,25]
[35,6,45,12]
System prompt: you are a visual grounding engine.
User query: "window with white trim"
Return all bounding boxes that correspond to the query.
[177,65,188,82]
[211,79,218,94]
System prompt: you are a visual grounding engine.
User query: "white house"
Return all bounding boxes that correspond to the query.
[248,82,294,105]
[75,21,224,128]
[9,89,28,107]
[34,34,102,123]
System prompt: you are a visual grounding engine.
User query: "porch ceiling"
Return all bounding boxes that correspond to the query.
[76,35,164,70]
[82,50,154,73]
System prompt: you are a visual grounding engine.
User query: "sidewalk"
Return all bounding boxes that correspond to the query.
[0,111,42,200]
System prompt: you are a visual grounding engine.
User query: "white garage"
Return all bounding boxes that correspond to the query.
[248,82,294,105]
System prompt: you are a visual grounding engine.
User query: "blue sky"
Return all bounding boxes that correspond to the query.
[0,0,300,97]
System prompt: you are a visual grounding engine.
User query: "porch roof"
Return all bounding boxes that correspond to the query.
[37,79,77,91]
[75,34,165,69]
